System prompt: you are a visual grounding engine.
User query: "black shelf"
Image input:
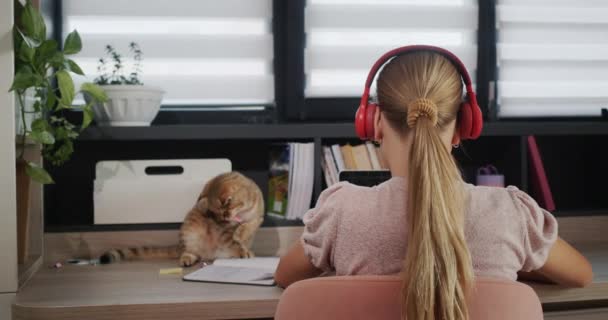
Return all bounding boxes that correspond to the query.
[79,121,608,141]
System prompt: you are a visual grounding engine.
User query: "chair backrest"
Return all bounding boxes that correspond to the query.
[275,276,543,320]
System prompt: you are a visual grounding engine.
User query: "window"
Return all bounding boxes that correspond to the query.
[64,0,274,109]
[497,0,608,117]
[304,0,479,98]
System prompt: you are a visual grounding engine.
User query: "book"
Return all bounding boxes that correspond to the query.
[274,143,314,220]
[267,145,290,217]
[322,146,338,186]
[296,143,315,219]
[365,142,381,170]
[331,144,346,172]
[286,143,300,220]
[352,144,373,170]
[183,257,280,286]
[340,144,356,170]
[321,155,333,187]
[527,136,556,211]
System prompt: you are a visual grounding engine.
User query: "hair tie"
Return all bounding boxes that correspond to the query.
[407,98,438,128]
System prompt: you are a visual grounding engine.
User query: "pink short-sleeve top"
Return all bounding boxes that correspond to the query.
[301,176,558,281]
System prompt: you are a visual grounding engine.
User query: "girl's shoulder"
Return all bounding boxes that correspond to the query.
[463,183,544,213]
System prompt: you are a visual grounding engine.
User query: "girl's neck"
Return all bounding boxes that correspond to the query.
[383,131,412,178]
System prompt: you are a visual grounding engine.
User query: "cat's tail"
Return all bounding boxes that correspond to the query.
[99,245,180,264]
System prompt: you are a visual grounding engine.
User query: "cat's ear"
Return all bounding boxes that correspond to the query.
[223,196,233,206]
[196,197,209,212]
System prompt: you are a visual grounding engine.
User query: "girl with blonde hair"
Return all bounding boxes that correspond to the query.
[275,46,592,320]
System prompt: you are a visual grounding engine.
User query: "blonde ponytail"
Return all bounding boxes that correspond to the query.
[376,52,474,320]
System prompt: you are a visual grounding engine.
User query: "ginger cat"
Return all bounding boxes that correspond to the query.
[99,172,264,266]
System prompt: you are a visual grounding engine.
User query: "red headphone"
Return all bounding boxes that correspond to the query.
[355,45,483,141]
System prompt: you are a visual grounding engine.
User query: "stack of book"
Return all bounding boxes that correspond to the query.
[321,142,389,186]
[267,143,315,220]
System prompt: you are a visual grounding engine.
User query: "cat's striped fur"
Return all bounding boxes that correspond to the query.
[99,172,264,266]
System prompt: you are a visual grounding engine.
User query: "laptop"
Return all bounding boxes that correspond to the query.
[339,170,392,187]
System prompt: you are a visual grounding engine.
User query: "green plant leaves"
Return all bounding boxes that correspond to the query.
[82,105,95,129]
[29,130,55,145]
[56,70,75,107]
[17,38,35,62]
[10,67,42,91]
[37,39,58,62]
[25,161,54,184]
[63,30,82,55]
[66,59,84,75]
[20,0,46,42]
[80,82,108,102]
[16,28,41,48]
[31,118,47,131]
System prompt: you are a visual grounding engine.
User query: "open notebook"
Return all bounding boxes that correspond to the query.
[183,257,280,286]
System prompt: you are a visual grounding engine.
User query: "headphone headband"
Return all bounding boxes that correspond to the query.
[355,45,483,141]
[360,45,475,106]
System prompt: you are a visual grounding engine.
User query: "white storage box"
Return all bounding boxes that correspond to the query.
[94,159,231,224]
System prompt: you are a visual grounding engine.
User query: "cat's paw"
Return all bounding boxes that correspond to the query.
[239,248,255,258]
[179,252,199,267]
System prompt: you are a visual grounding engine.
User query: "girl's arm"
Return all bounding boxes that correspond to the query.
[275,241,323,288]
[521,237,593,287]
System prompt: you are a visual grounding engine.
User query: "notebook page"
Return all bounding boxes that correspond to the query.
[212,257,280,271]
[183,265,275,286]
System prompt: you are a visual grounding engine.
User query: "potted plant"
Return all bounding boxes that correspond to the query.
[10,0,107,262]
[87,43,164,126]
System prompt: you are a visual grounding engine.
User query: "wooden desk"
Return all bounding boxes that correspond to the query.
[13,260,281,320]
[529,243,608,311]
[13,244,608,320]
[14,219,608,320]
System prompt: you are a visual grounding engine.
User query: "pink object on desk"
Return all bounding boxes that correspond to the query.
[527,136,556,212]
[476,165,505,187]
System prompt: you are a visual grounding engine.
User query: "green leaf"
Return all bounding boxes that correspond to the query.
[29,130,55,145]
[46,91,56,110]
[21,0,46,42]
[80,82,108,102]
[10,67,41,91]
[63,30,82,55]
[37,39,58,62]
[82,105,94,129]
[32,100,41,112]
[49,52,65,69]
[56,70,75,107]
[25,161,54,184]
[15,27,41,48]
[66,59,84,75]
[17,39,35,62]
[31,118,47,131]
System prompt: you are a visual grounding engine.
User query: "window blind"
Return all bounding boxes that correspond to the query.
[497,0,608,117]
[64,0,274,107]
[304,0,479,98]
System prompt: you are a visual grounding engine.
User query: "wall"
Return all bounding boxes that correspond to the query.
[0,0,17,317]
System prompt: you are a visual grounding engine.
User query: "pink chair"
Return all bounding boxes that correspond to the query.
[275,276,543,320]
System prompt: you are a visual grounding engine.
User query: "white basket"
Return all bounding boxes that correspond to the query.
[87,85,165,127]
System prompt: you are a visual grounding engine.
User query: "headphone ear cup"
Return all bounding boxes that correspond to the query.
[470,102,483,139]
[355,103,368,140]
[365,103,378,140]
[458,102,473,140]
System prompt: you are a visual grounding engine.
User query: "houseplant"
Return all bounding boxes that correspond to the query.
[11,0,107,183]
[10,0,107,263]
[87,43,164,126]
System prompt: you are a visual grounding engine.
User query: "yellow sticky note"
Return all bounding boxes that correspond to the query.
[159,267,183,275]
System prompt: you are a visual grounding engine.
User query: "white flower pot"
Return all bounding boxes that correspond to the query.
[87,85,164,127]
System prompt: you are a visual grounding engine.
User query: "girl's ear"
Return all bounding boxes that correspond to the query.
[373,107,383,142]
[451,127,461,146]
